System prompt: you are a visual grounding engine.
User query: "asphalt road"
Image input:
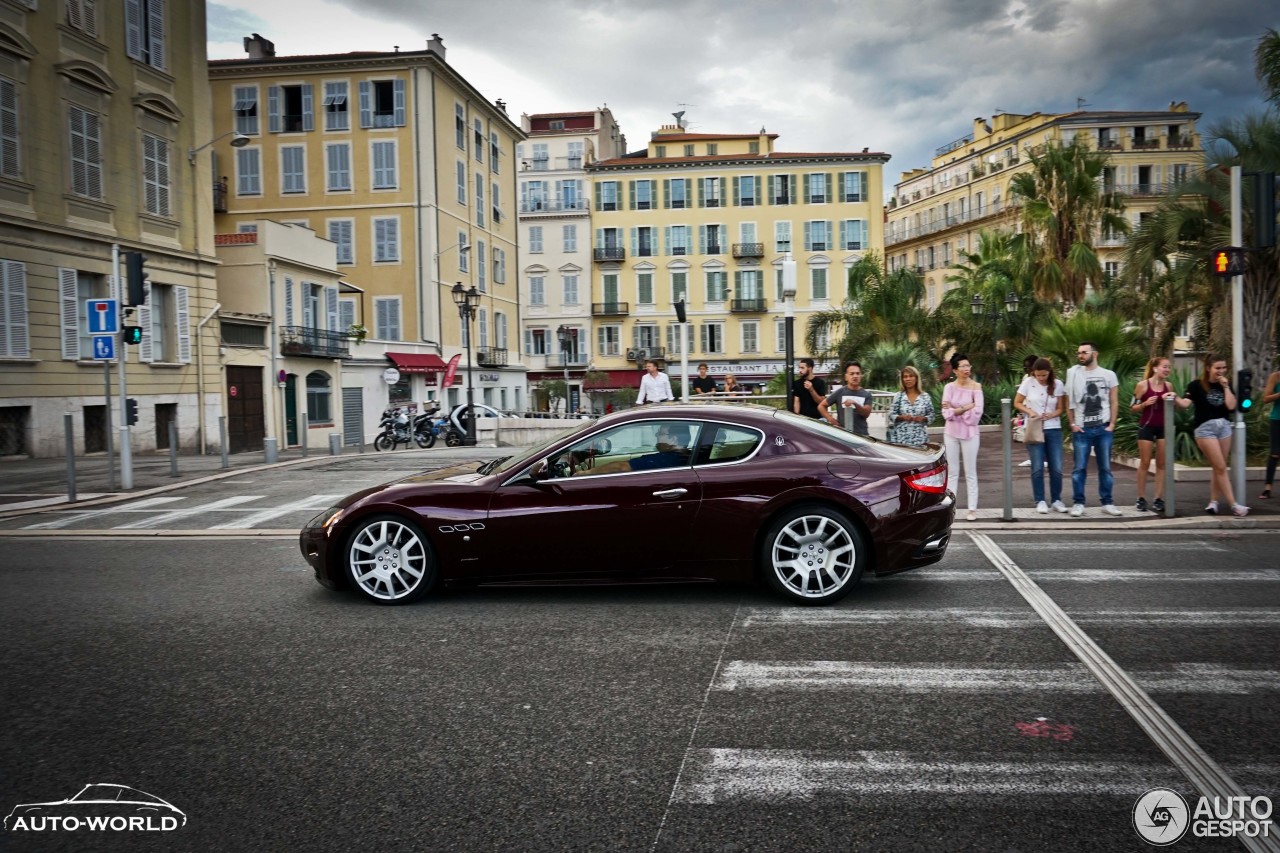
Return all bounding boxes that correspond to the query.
[2,524,1278,851]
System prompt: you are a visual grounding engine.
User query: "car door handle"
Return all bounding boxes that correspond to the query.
[653,488,688,499]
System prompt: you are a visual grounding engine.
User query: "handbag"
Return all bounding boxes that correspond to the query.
[1024,416,1045,444]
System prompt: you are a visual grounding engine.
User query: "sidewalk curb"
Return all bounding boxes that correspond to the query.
[959,518,1280,530]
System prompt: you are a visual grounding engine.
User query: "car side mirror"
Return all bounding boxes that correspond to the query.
[528,459,552,481]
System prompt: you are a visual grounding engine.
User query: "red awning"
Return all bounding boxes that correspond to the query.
[386,352,448,374]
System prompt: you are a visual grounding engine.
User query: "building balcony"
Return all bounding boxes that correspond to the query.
[476,347,508,368]
[592,302,629,316]
[593,247,625,262]
[280,326,352,359]
[730,297,768,313]
[626,346,665,362]
[1132,138,1161,150]
[1098,139,1123,151]
[1167,135,1196,149]
[732,242,764,258]
[552,352,588,367]
[519,198,590,214]
[213,178,228,214]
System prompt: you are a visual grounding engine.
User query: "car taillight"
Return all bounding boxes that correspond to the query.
[903,463,946,493]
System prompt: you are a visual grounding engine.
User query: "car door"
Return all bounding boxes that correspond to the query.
[484,419,704,581]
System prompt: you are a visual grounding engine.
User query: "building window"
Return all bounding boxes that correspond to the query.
[528,226,543,253]
[280,145,306,194]
[811,267,829,301]
[236,147,261,196]
[141,134,170,216]
[683,144,694,157]
[840,219,867,250]
[457,233,469,272]
[360,79,404,129]
[741,321,759,353]
[473,118,485,162]
[328,219,354,265]
[371,140,396,189]
[146,282,178,363]
[68,106,103,199]
[373,217,399,262]
[66,0,98,35]
[233,85,259,136]
[736,176,758,206]
[666,225,690,256]
[667,178,689,209]
[602,273,619,305]
[563,274,578,304]
[563,224,577,252]
[774,317,786,352]
[326,143,351,192]
[0,260,30,358]
[806,173,828,204]
[493,247,506,284]
[323,81,348,131]
[655,145,666,158]
[700,321,724,354]
[475,174,486,227]
[804,220,831,251]
[634,226,655,257]
[705,271,727,302]
[306,372,332,423]
[455,103,465,148]
[633,179,655,210]
[671,271,687,305]
[374,296,400,340]
[749,140,760,154]
[477,239,487,292]
[597,180,620,211]
[771,174,795,205]
[0,77,17,179]
[707,143,718,155]
[527,327,547,355]
[477,307,489,348]
[637,273,654,305]
[490,131,500,172]
[529,276,545,306]
[270,84,313,134]
[841,171,865,202]
[597,325,621,356]
[456,161,467,205]
[124,0,165,70]
[700,177,724,208]
[567,141,583,169]
[700,224,725,255]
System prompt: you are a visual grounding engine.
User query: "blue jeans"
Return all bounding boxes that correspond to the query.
[1071,424,1114,506]
[1027,428,1064,504]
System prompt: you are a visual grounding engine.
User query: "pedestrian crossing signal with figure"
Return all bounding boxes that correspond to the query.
[121,325,143,345]
[1238,369,1254,411]
[1211,247,1246,277]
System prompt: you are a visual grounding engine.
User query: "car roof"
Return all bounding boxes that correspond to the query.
[597,402,782,426]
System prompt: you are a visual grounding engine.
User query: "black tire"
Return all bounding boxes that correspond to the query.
[374,432,394,452]
[759,505,865,605]
[414,430,434,449]
[445,431,462,447]
[343,514,437,604]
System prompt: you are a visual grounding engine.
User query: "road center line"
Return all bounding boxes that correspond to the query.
[968,531,1270,853]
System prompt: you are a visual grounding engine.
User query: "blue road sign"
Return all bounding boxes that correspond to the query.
[92,335,115,360]
[86,298,119,334]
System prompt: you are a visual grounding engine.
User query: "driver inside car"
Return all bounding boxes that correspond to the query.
[573,423,692,475]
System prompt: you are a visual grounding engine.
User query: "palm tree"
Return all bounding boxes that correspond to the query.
[1257,27,1280,103]
[1008,139,1129,307]
[858,341,935,390]
[804,252,930,363]
[1030,311,1149,383]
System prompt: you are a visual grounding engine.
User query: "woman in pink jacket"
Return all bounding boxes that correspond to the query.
[941,353,984,521]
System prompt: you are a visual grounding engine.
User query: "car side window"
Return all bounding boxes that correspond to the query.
[694,424,762,466]
[554,420,700,477]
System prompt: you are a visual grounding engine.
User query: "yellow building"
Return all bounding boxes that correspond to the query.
[0,0,216,457]
[886,104,1205,320]
[208,34,526,438]
[587,125,888,392]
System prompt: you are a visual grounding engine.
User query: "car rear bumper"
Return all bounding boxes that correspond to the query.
[872,499,955,575]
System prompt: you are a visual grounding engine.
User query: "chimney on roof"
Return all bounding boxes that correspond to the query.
[427,33,446,59]
[495,99,507,114]
[243,33,275,59]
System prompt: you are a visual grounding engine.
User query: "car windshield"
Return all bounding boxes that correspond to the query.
[488,422,596,476]
[73,785,124,802]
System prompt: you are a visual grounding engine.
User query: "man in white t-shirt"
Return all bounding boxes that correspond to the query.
[1064,341,1122,517]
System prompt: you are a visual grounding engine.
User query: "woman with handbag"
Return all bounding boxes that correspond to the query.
[887,365,934,447]
[1015,357,1067,514]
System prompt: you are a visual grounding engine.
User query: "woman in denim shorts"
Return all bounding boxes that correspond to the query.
[1262,368,1280,500]
[1130,356,1183,514]
[1183,354,1247,516]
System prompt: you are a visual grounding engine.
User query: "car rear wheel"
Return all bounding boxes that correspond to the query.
[344,514,437,604]
[761,505,864,605]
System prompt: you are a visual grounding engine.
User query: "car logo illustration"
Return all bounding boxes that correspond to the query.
[5,784,185,831]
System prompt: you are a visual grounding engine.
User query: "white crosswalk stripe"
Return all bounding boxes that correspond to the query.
[740,608,1280,628]
[21,497,185,530]
[896,568,1280,583]
[209,494,345,529]
[111,495,264,529]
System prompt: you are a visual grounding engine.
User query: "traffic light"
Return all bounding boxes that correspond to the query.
[121,326,142,345]
[1210,247,1246,277]
[674,299,687,323]
[124,397,139,426]
[1254,171,1276,249]
[1238,369,1254,412]
[123,251,147,306]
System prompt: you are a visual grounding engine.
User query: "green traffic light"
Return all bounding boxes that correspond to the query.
[1241,397,1253,411]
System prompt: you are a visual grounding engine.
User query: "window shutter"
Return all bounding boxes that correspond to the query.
[0,78,18,178]
[593,181,601,210]
[697,225,706,255]
[839,220,848,249]
[175,285,191,363]
[393,79,406,126]
[700,324,708,353]
[789,175,797,203]
[803,174,811,203]
[594,228,603,250]
[664,225,672,256]
[827,173,834,200]
[268,86,281,133]
[358,82,372,129]
[284,277,294,327]
[1,261,28,357]
[301,83,314,131]
[628,180,635,210]
[124,0,143,59]
[767,175,775,203]
[803,221,812,251]
[663,178,671,208]
[733,271,742,295]
[732,176,740,206]
[138,282,153,363]
[375,299,389,339]
[324,286,339,332]
[59,268,79,360]
[630,228,637,256]
[719,177,727,205]
[826,221,833,248]
[146,0,165,69]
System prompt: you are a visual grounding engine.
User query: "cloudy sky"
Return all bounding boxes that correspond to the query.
[207,0,1274,195]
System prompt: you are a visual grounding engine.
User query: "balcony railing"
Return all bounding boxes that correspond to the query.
[213,178,228,214]
[519,198,589,214]
[886,199,1020,246]
[592,302,629,316]
[555,353,588,367]
[627,346,665,361]
[730,297,768,313]
[476,347,508,368]
[593,247,625,262]
[280,326,352,359]
[732,242,764,258]
[1167,135,1195,149]
[1098,139,1123,151]
[1132,138,1161,150]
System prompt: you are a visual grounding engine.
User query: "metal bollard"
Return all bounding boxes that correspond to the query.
[1163,396,1176,518]
[329,433,341,455]
[219,416,230,469]
[301,411,309,458]
[841,405,854,432]
[169,420,179,477]
[64,412,77,504]
[1001,398,1013,521]
[263,437,278,464]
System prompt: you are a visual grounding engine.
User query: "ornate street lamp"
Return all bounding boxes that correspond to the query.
[451,282,481,446]
[556,324,573,414]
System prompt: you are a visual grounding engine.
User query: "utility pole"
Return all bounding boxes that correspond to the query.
[1230,167,1245,505]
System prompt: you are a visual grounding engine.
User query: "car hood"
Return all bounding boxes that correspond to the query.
[336,461,489,508]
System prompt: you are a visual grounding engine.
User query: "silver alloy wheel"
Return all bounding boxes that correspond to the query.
[770,513,858,599]
[348,518,430,601]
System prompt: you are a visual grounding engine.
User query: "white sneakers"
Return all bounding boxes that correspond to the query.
[1051,500,1069,513]
[1232,504,1250,517]
[967,510,978,522]
[1070,504,1085,517]
[1102,504,1123,516]
[1036,501,1049,514]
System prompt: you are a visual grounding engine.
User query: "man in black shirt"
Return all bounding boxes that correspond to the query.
[792,358,828,419]
[690,363,717,395]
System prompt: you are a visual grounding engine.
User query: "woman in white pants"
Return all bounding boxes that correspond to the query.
[941,353,984,521]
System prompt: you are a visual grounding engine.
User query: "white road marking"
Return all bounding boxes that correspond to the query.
[21,497,185,530]
[993,541,1232,551]
[714,661,1280,694]
[209,494,344,529]
[112,495,264,529]
[896,568,1280,583]
[740,608,1280,628]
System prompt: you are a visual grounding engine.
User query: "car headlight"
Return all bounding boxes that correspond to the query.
[308,506,345,534]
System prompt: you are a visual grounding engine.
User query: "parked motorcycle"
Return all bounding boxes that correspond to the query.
[374,407,413,451]
[411,407,440,449]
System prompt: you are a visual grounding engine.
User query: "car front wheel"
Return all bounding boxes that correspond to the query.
[344,514,437,604]
[761,505,864,605]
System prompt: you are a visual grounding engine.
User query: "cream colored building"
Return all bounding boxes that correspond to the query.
[0,0,217,457]
[886,104,1205,319]
[208,34,526,433]
[516,108,627,411]
[586,125,889,393]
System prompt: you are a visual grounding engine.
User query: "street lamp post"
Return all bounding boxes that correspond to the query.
[556,324,573,414]
[970,291,1020,382]
[451,283,480,446]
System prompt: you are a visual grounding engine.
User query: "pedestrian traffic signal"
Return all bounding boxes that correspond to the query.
[121,325,142,345]
[124,397,139,426]
[123,251,147,306]
[1210,247,1246,277]
[1238,368,1254,411]
[1254,171,1276,249]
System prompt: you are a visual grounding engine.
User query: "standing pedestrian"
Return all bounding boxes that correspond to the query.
[635,359,673,404]
[1261,367,1280,500]
[885,365,934,447]
[1065,341,1123,517]
[791,358,828,420]
[1130,356,1182,514]
[1014,357,1067,513]
[820,362,874,435]
[1184,354,1248,516]
[722,373,741,396]
[941,353,983,521]
[691,363,717,396]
